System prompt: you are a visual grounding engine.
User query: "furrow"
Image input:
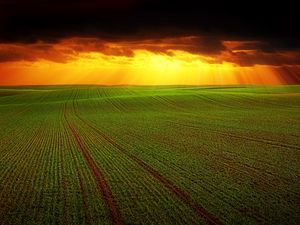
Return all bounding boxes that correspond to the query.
[63,103,124,225]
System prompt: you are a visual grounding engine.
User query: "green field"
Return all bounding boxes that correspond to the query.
[1,85,300,225]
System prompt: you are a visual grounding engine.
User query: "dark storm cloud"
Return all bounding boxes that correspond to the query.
[0,0,299,44]
[0,43,73,63]
[220,51,300,67]
[0,37,225,63]
[107,36,226,55]
[0,0,299,67]
[226,41,276,53]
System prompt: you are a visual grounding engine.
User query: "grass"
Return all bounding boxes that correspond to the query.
[0,85,300,225]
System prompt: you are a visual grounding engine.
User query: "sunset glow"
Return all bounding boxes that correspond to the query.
[0,38,299,85]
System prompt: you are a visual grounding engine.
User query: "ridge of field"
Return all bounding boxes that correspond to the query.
[0,85,300,225]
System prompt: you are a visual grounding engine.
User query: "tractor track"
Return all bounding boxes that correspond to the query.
[72,104,222,225]
[63,103,124,225]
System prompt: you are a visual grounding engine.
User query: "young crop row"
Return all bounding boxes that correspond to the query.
[1,85,299,225]
[77,86,300,225]
[65,89,222,225]
[1,115,51,224]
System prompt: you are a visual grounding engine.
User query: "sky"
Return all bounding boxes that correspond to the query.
[0,0,299,85]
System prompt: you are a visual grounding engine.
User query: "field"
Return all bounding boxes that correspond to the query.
[0,85,300,225]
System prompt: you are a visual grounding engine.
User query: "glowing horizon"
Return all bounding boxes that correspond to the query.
[0,38,299,86]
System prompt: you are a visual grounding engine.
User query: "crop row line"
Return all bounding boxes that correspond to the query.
[63,102,124,225]
[71,98,222,225]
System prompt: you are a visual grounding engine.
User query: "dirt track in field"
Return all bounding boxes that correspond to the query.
[74,110,222,225]
[64,105,124,225]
